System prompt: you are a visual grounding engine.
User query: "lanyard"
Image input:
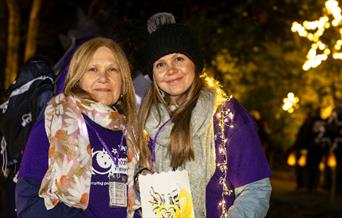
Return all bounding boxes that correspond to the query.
[151,118,171,163]
[85,118,125,167]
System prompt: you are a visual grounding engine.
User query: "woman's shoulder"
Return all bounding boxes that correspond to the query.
[201,87,255,126]
[47,93,77,106]
[215,97,254,126]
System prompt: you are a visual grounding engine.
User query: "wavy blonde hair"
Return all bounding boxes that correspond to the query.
[64,37,137,131]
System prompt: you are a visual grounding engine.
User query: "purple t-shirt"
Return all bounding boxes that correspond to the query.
[19,115,128,218]
[206,98,272,217]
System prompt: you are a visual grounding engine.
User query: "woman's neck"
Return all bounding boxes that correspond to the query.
[170,95,187,106]
[168,97,183,113]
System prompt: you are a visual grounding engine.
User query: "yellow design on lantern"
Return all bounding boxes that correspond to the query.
[148,186,194,218]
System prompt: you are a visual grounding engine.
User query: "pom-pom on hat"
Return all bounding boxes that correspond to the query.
[144,12,203,79]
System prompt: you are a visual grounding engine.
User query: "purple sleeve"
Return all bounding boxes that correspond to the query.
[15,177,89,218]
[225,99,271,188]
[16,119,91,218]
[18,119,49,181]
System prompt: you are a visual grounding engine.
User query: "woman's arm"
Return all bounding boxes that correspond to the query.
[222,99,272,217]
[15,177,90,218]
[227,178,272,218]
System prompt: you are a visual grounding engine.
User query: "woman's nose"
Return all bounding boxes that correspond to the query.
[97,70,109,82]
[166,64,178,75]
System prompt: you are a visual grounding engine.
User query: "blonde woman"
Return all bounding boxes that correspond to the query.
[16,37,138,218]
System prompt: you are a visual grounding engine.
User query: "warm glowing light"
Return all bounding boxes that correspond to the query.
[282,92,300,113]
[333,53,342,59]
[327,153,337,168]
[292,0,342,70]
[319,160,325,171]
[324,48,331,55]
[200,73,227,100]
[287,152,296,166]
[298,153,307,167]
[211,88,233,217]
[320,104,335,119]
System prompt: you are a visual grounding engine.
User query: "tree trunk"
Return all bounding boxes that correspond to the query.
[24,0,42,62]
[0,0,6,93]
[5,0,20,89]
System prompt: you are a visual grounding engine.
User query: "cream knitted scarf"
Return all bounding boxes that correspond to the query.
[145,88,225,217]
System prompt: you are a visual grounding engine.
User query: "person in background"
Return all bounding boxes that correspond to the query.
[15,37,139,218]
[135,12,272,218]
[291,108,326,191]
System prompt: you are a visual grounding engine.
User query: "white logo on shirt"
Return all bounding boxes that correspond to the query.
[92,148,127,176]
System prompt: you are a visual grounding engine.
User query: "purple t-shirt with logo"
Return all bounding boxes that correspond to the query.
[18,115,128,218]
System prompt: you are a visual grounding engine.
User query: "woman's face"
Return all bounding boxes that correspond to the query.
[79,46,122,106]
[153,53,195,104]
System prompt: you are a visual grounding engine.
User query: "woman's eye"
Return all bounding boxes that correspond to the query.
[108,67,118,73]
[175,56,184,62]
[155,62,165,69]
[88,67,97,72]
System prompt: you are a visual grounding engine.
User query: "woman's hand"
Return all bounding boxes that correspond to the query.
[133,168,153,193]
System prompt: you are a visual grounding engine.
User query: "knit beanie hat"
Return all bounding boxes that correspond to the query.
[144,13,204,79]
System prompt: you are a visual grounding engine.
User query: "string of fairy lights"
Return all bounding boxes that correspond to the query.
[216,103,234,218]
[201,73,233,217]
[291,0,342,71]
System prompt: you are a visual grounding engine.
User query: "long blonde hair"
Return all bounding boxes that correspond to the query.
[64,37,137,131]
[138,70,203,169]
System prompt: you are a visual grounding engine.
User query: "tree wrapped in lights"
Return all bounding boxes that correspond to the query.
[291,0,342,71]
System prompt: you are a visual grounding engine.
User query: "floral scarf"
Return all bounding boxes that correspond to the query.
[39,93,135,211]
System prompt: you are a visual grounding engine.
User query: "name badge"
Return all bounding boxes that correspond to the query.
[108,174,128,208]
